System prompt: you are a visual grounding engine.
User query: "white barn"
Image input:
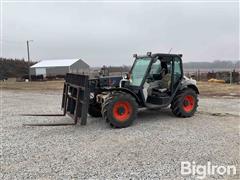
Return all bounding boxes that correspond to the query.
[30,59,90,77]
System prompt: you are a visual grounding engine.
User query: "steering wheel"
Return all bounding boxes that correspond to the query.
[146,74,154,83]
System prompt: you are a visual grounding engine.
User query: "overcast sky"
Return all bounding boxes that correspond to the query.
[1,1,239,66]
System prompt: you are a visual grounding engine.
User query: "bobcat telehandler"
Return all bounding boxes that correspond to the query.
[24,52,199,128]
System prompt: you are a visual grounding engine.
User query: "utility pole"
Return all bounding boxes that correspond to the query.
[26,40,33,81]
[230,71,232,84]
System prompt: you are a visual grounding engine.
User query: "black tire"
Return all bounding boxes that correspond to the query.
[102,91,138,128]
[88,102,102,117]
[171,88,198,117]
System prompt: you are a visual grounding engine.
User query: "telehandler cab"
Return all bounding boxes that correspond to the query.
[24,52,199,128]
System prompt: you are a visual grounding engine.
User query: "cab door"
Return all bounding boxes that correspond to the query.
[172,56,183,91]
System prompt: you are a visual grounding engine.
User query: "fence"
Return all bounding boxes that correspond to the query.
[184,70,240,83]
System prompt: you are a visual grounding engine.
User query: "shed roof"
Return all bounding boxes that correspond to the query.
[31,59,82,68]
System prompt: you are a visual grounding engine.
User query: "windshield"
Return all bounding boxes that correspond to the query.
[130,58,151,86]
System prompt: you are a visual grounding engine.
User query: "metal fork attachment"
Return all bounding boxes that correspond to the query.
[23,73,90,126]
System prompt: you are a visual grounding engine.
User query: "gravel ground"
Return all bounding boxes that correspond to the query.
[1,90,239,179]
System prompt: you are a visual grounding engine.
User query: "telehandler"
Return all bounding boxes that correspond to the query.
[24,52,199,128]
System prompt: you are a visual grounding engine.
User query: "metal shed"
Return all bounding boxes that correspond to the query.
[30,59,90,77]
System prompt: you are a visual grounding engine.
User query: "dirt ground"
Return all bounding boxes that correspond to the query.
[1,84,240,179]
[1,80,64,91]
[2,80,240,97]
[197,81,240,97]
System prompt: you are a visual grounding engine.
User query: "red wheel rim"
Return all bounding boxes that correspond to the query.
[113,101,132,122]
[183,95,195,112]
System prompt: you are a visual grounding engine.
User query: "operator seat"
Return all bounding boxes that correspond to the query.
[147,68,169,96]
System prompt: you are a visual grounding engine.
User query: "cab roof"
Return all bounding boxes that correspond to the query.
[134,52,182,59]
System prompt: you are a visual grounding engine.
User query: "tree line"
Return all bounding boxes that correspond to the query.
[184,60,239,70]
[0,58,35,79]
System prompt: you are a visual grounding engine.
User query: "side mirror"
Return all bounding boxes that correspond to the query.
[133,54,137,58]
[124,73,130,79]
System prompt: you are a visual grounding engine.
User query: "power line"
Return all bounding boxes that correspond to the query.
[0,39,26,44]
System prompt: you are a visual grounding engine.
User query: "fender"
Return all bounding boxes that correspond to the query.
[180,76,200,94]
[105,87,142,105]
